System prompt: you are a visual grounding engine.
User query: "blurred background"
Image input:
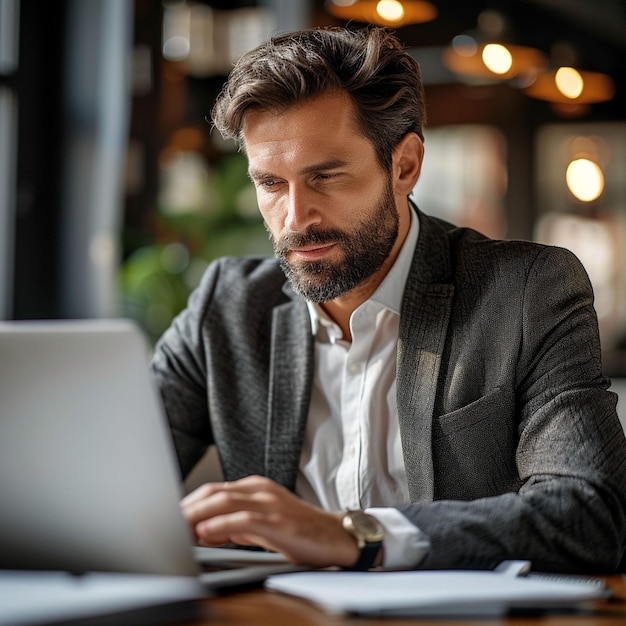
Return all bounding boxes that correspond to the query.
[1,0,625,386]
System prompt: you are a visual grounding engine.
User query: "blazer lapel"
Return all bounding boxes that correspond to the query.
[265,295,314,491]
[397,210,454,503]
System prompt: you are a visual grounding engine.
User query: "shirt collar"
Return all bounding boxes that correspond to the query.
[306,206,420,335]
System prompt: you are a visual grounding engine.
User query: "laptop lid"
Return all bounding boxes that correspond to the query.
[0,319,200,577]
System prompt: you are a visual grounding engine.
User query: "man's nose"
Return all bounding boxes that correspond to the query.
[284,184,322,232]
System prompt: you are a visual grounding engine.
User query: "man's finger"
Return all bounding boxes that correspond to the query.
[182,488,279,525]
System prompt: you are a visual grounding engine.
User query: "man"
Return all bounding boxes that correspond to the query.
[150,26,626,573]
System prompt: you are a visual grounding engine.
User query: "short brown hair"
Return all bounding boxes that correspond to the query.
[211,26,426,170]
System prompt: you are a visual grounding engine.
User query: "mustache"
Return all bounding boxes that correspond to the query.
[272,227,349,256]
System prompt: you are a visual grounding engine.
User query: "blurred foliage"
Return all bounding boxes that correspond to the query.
[120,153,272,344]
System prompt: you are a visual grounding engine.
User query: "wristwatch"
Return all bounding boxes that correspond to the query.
[341,510,384,570]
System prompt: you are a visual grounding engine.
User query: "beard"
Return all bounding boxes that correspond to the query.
[268,178,399,303]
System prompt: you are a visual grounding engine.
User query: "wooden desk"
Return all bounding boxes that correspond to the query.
[176,575,626,626]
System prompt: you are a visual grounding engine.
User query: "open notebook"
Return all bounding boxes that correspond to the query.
[0,319,304,625]
[265,567,611,617]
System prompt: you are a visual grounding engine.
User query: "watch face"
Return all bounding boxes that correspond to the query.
[344,511,385,542]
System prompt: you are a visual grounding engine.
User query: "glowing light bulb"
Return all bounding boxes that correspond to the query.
[376,0,405,22]
[555,67,584,99]
[481,43,513,75]
[566,158,604,202]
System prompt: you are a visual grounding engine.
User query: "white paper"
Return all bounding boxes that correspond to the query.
[265,569,608,616]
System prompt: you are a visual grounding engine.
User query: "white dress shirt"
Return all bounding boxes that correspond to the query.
[296,209,429,568]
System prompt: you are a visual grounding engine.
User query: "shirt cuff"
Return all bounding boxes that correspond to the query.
[365,507,430,569]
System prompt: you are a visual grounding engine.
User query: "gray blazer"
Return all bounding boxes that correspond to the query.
[151,208,626,573]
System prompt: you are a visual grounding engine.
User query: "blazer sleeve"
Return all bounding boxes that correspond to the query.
[149,262,217,479]
[398,245,626,573]
[149,255,289,482]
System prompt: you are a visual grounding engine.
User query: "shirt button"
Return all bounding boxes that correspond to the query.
[348,362,362,375]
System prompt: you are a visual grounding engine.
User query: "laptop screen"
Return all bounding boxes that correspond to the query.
[0,319,199,577]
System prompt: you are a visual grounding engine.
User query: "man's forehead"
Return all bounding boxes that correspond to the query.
[241,92,359,137]
[241,96,368,164]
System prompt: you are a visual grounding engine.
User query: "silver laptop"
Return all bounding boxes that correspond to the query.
[0,319,303,590]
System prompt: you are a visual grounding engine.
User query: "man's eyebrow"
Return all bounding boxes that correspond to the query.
[247,168,273,181]
[298,158,348,175]
[248,159,348,181]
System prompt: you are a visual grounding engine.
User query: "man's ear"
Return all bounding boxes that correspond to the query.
[392,132,424,196]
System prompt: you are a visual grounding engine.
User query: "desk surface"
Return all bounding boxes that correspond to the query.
[174,576,626,626]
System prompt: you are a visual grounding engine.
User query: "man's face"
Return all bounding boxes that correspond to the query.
[242,91,401,303]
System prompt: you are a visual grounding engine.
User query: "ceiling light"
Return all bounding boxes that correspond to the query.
[325,0,437,26]
[566,158,604,202]
[524,67,615,104]
[555,67,583,99]
[443,39,546,81]
[377,0,404,22]
[481,43,512,75]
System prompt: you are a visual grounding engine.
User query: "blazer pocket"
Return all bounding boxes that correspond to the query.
[432,387,521,500]
[433,387,515,438]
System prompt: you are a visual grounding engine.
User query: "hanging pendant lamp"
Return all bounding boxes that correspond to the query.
[325,0,437,27]
[523,66,615,104]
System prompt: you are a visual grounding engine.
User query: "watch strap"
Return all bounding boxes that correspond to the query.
[345,540,382,571]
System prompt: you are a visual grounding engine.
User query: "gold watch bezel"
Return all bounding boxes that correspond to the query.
[341,510,385,549]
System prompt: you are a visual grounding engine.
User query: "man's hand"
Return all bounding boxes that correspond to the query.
[180,475,360,568]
